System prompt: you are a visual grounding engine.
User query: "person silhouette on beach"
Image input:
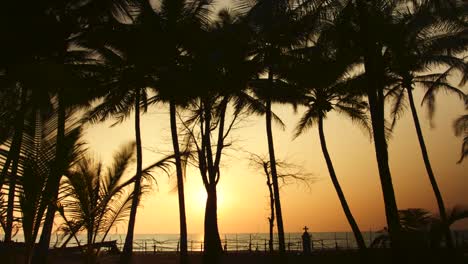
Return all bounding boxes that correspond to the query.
[302,226,311,254]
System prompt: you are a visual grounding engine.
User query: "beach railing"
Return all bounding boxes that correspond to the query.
[18,229,468,253]
[107,233,359,253]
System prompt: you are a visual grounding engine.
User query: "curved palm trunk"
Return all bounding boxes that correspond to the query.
[318,116,366,250]
[4,85,27,242]
[366,80,401,247]
[120,90,144,264]
[265,97,286,254]
[406,87,453,248]
[356,0,401,249]
[36,91,67,264]
[169,101,188,264]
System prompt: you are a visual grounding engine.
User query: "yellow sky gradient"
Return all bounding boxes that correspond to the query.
[84,88,468,235]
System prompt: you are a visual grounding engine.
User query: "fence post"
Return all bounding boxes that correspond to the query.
[346,232,349,249]
[224,235,227,252]
[334,233,338,250]
[236,234,238,252]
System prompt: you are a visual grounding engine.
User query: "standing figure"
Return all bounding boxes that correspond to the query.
[302,226,311,254]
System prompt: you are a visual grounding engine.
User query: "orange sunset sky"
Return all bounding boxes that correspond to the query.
[81,0,468,236]
[84,85,468,235]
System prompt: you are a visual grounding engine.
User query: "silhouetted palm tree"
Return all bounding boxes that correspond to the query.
[0,84,21,189]
[290,48,368,250]
[144,1,214,261]
[18,111,84,264]
[384,0,467,247]
[371,206,468,248]
[60,143,135,263]
[0,0,54,241]
[334,0,403,246]
[0,3,104,259]
[177,9,257,261]
[58,141,175,263]
[11,2,113,261]
[85,34,151,263]
[239,0,332,253]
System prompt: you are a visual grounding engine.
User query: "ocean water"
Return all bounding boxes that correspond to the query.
[48,230,468,251]
[5,230,468,251]
[56,232,368,251]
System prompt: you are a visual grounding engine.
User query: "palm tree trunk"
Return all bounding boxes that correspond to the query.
[87,222,94,264]
[265,96,286,254]
[367,83,401,247]
[4,85,27,242]
[202,101,223,261]
[356,0,401,248]
[266,173,275,252]
[169,101,188,264]
[36,91,67,264]
[318,116,366,250]
[406,86,453,248]
[203,184,223,262]
[120,90,143,264]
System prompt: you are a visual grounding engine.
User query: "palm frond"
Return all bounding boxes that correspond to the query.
[335,102,372,137]
[388,86,407,130]
[294,106,320,138]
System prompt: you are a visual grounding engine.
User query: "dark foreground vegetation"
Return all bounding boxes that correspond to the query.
[1,247,468,264]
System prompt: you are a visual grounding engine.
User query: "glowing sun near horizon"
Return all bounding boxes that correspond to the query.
[192,189,227,212]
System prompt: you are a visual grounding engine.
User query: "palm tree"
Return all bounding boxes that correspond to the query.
[58,141,175,263]
[18,111,84,264]
[143,1,215,261]
[329,0,403,246]
[290,47,368,250]
[0,80,24,238]
[0,0,51,241]
[177,9,257,260]
[384,0,467,247]
[60,144,135,264]
[31,0,142,255]
[20,2,111,262]
[239,0,332,253]
[2,85,27,243]
[371,206,468,249]
[0,84,20,189]
[0,9,100,250]
[85,44,150,264]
